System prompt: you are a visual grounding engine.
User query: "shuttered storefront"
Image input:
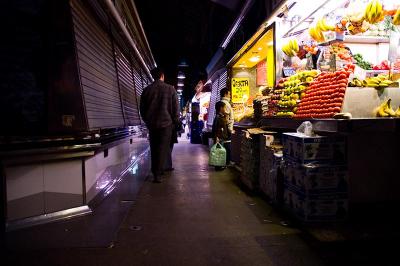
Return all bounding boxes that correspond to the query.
[71,1,124,129]
[207,79,220,127]
[207,70,227,127]
[133,67,143,97]
[218,70,227,91]
[115,46,141,125]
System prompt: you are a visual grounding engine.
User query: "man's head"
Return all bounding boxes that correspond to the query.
[220,87,230,99]
[150,67,165,81]
[215,101,226,115]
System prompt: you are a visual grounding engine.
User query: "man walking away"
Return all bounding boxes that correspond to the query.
[140,67,179,183]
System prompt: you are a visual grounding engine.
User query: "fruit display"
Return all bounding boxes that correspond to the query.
[277,70,318,117]
[394,59,400,71]
[345,1,370,35]
[265,78,286,117]
[233,0,400,122]
[348,77,364,87]
[393,8,400,25]
[304,44,318,55]
[364,74,394,89]
[282,39,299,57]
[335,18,348,33]
[308,18,336,43]
[364,0,385,24]
[329,42,352,62]
[316,18,336,32]
[353,53,373,70]
[295,70,350,118]
[373,60,390,70]
[374,98,400,117]
[309,26,325,43]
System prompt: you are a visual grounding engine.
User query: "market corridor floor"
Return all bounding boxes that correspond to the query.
[112,142,324,266]
[8,142,396,266]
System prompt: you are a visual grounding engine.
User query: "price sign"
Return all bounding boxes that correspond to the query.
[283,67,296,77]
[231,78,250,103]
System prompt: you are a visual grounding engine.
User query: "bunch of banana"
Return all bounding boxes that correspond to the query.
[393,8,400,25]
[316,18,336,32]
[364,0,384,24]
[375,99,396,117]
[309,26,325,43]
[282,39,299,57]
[348,78,364,87]
[365,75,393,88]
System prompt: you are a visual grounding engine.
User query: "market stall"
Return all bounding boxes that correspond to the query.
[226,0,400,221]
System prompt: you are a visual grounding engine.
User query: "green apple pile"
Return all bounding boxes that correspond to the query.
[277,70,319,117]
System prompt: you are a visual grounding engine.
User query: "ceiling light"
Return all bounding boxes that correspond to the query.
[257,47,262,51]
[177,72,185,79]
[249,55,260,62]
[177,82,184,87]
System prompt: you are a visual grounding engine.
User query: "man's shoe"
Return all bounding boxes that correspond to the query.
[165,167,175,172]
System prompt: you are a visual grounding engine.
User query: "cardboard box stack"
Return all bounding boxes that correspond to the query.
[240,131,260,190]
[259,134,283,204]
[282,133,348,222]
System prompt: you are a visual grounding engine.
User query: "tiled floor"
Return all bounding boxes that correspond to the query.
[5,142,399,265]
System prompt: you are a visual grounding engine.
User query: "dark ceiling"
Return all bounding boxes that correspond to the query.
[135,0,243,98]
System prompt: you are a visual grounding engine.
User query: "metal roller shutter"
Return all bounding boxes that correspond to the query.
[218,70,227,90]
[207,79,220,126]
[133,66,143,98]
[115,47,141,125]
[207,69,227,127]
[71,1,124,129]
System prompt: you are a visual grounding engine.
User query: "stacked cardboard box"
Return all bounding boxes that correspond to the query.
[282,133,348,222]
[239,128,275,190]
[259,134,283,203]
[240,132,260,190]
[282,133,346,164]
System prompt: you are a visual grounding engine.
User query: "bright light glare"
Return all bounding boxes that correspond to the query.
[249,56,260,62]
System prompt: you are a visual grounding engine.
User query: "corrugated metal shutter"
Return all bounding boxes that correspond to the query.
[218,70,227,90]
[115,47,141,125]
[71,1,124,129]
[207,69,227,127]
[133,67,143,97]
[207,79,220,126]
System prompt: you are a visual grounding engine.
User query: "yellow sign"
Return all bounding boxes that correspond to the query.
[231,78,250,103]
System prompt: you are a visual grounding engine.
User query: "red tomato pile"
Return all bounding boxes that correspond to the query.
[295,70,350,118]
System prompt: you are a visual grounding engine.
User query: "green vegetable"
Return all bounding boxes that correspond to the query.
[353,53,372,70]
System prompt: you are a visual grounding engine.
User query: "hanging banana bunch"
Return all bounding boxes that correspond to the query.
[281,39,299,57]
[364,0,385,24]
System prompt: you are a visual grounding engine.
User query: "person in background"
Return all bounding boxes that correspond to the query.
[212,101,231,170]
[219,87,234,165]
[140,67,179,183]
[220,88,234,134]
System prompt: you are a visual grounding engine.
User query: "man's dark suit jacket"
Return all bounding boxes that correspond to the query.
[140,79,179,129]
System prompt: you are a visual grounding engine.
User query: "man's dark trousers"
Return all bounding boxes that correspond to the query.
[149,125,173,178]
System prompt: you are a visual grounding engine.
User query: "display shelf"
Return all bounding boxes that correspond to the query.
[341,86,400,118]
[257,117,400,133]
[343,35,389,44]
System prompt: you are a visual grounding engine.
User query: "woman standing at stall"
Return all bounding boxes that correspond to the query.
[212,101,231,170]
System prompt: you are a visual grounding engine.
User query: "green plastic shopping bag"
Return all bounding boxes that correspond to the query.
[209,143,226,166]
